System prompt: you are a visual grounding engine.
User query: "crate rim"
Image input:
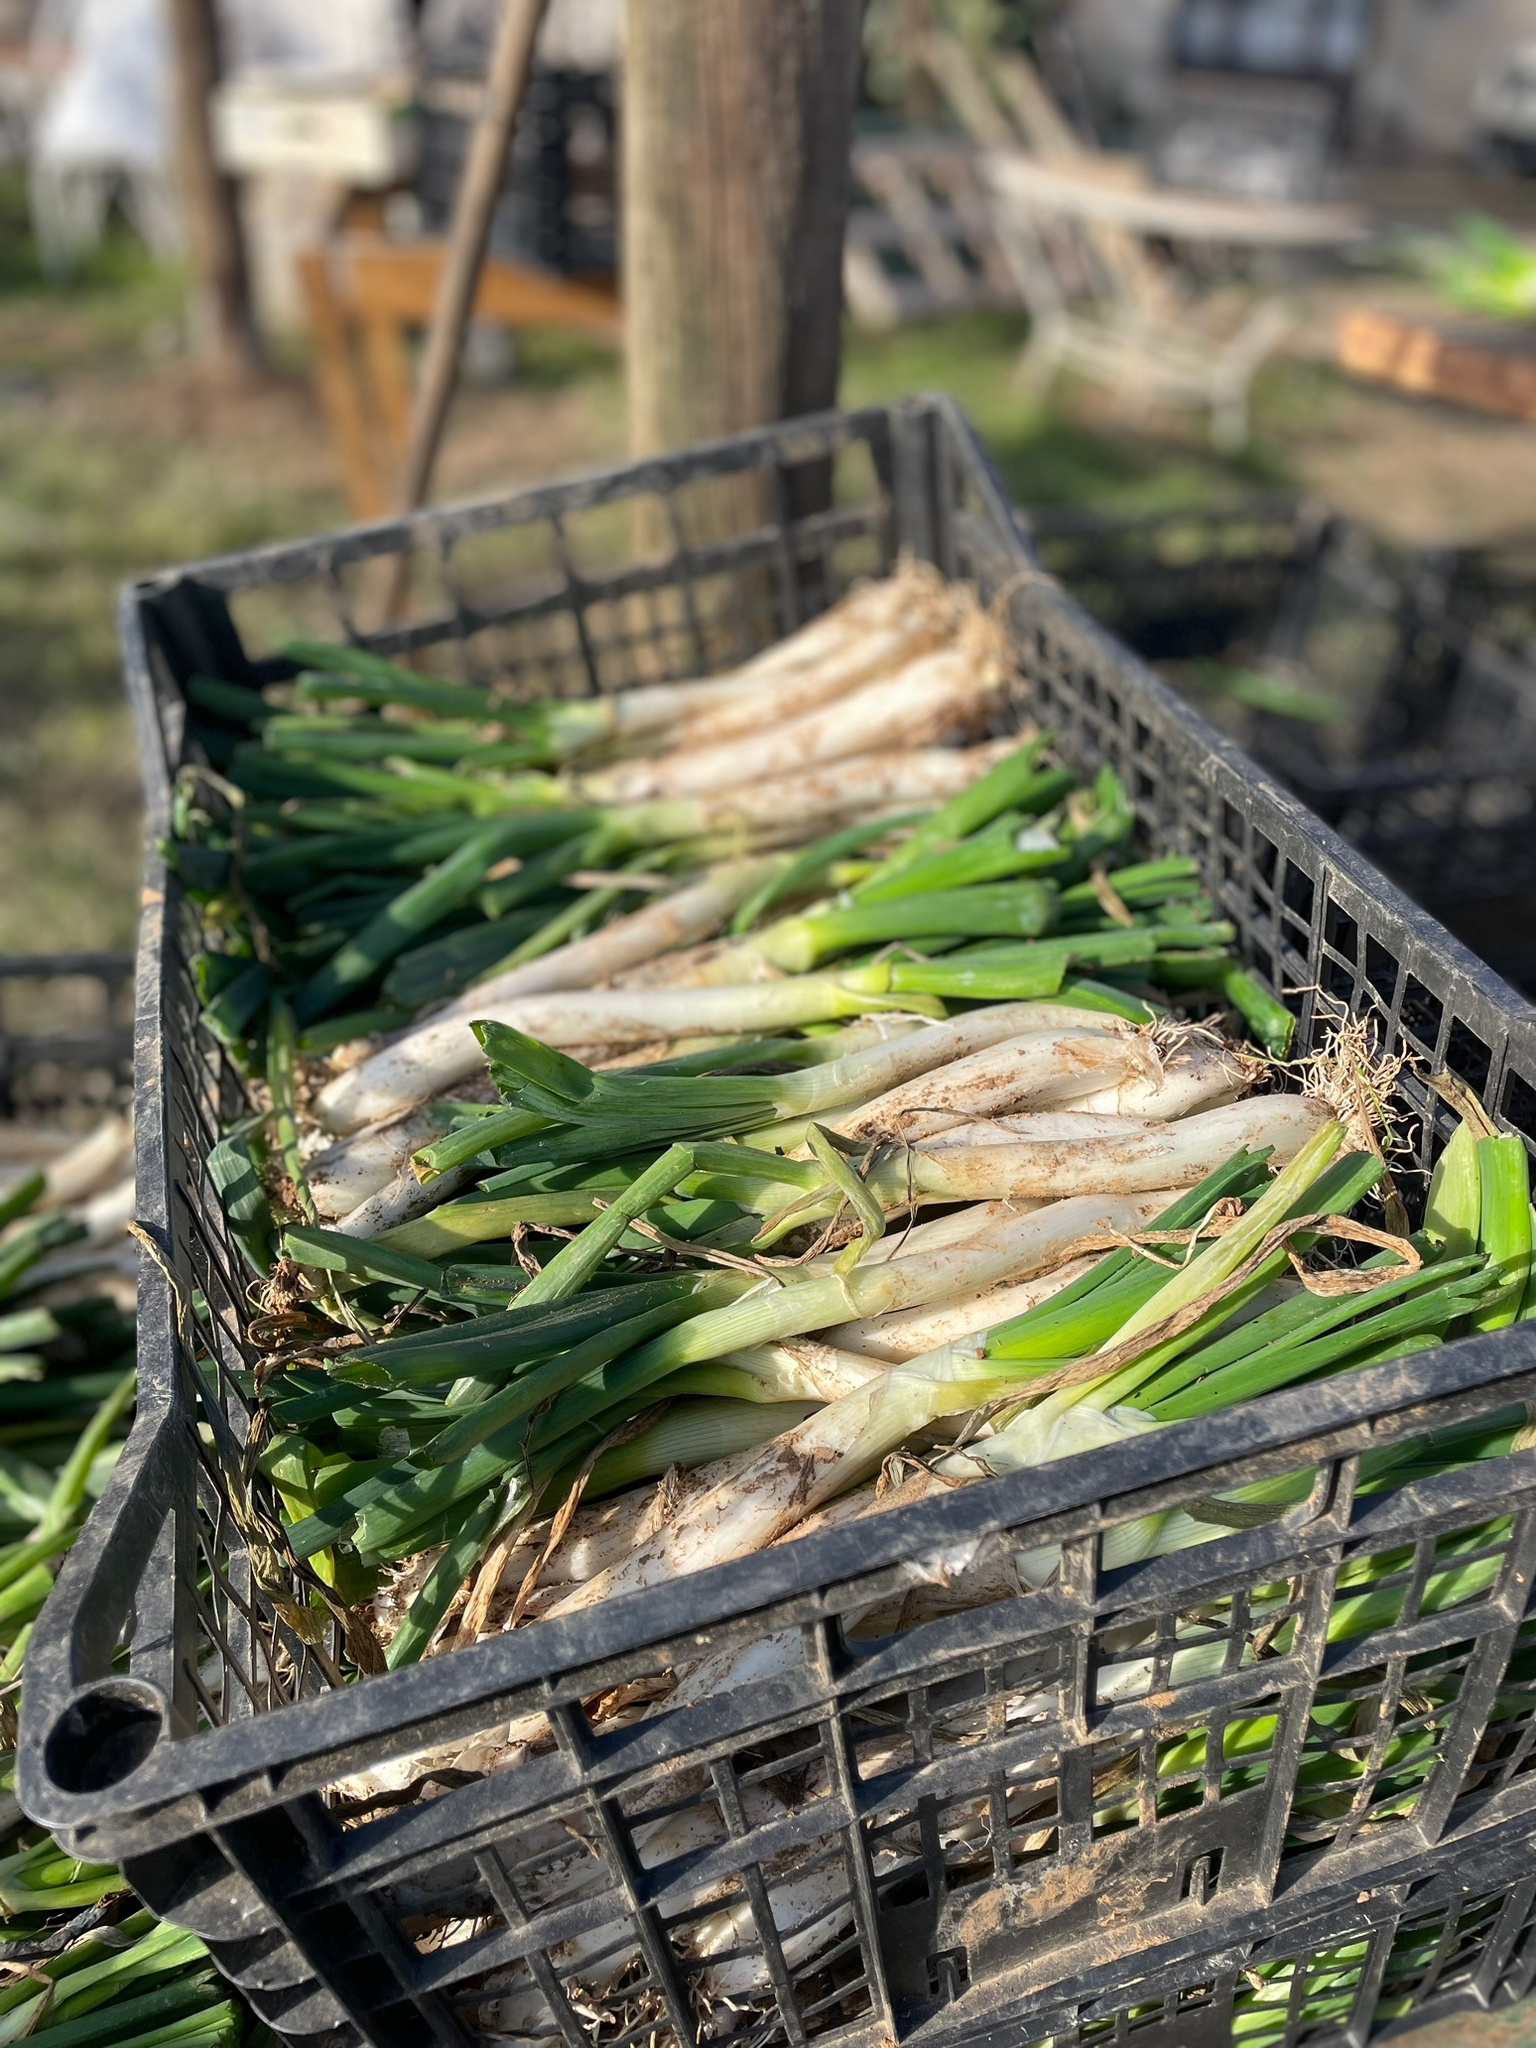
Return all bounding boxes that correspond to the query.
[117,397,974,843]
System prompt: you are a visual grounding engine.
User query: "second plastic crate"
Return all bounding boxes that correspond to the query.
[1027,499,1536,993]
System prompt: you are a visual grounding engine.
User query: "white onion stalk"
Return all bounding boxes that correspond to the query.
[470,1787,907,2038]
[544,1189,1180,1617]
[824,1027,1155,1141]
[359,1007,1123,1216]
[831,1197,1049,1267]
[573,638,1009,806]
[939,1118,1349,1484]
[655,1434,1214,1724]
[1066,1041,1253,1121]
[663,616,947,752]
[461,1438,785,1624]
[452,864,781,1022]
[541,1345,1019,1613]
[709,1341,889,1401]
[335,1163,477,1239]
[41,1114,134,1206]
[519,566,937,760]
[314,858,779,1132]
[910,1111,1171,1148]
[775,1463,952,1546]
[938,1399,1163,1486]
[324,1019,935,1225]
[605,737,1019,851]
[547,1120,1340,1616]
[747,1095,1329,1236]
[632,1188,1181,1381]
[876,1094,1328,1206]
[308,1111,436,1220]
[660,1526,1231,1731]
[826,1253,1101,1360]
[320,976,940,1140]
[730,1004,1134,1138]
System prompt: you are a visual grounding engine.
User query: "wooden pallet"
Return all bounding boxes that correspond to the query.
[1338,307,1536,424]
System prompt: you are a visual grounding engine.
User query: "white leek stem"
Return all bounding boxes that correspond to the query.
[1108,1116,1344,1348]
[911,1111,1166,1148]
[540,568,930,757]
[327,977,933,1139]
[889,1095,1330,1206]
[608,738,1018,862]
[828,1198,1049,1267]
[314,859,786,1132]
[576,646,1008,804]
[762,1004,1132,1125]
[545,1190,1178,1613]
[42,1115,134,1206]
[336,1163,475,1239]
[825,1026,1148,1140]
[746,1095,1328,1232]
[712,1341,888,1401]
[1067,1042,1251,1122]
[308,1111,436,1220]
[826,1254,1100,1360]
[667,617,943,752]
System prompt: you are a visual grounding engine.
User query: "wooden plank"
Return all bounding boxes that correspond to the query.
[296,247,391,522]
[853,150,973,307]
[361,310,414,464]
[845,136,1026,324]
[1338,308,1536,424]
[342,240,622,341]
[899,153,1019,302]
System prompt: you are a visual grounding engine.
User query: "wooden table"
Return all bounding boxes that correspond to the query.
[299,235,621,520]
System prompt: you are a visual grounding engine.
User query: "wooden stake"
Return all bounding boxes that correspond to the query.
[395,0,551,518]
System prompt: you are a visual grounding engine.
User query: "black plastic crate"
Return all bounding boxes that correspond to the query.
[0,953,134,1128]
[1026,500,1536,993]
[21,397,1536,2048]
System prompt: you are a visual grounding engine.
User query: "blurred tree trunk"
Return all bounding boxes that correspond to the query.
[623,0,864,527]
[168,0,262,381]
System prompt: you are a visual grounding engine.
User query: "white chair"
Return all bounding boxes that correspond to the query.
[27,0,179,276]
[978,149,1363,452]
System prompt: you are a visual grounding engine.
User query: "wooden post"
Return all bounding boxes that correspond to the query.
[167,0,262,380]
[623,0,865,520]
